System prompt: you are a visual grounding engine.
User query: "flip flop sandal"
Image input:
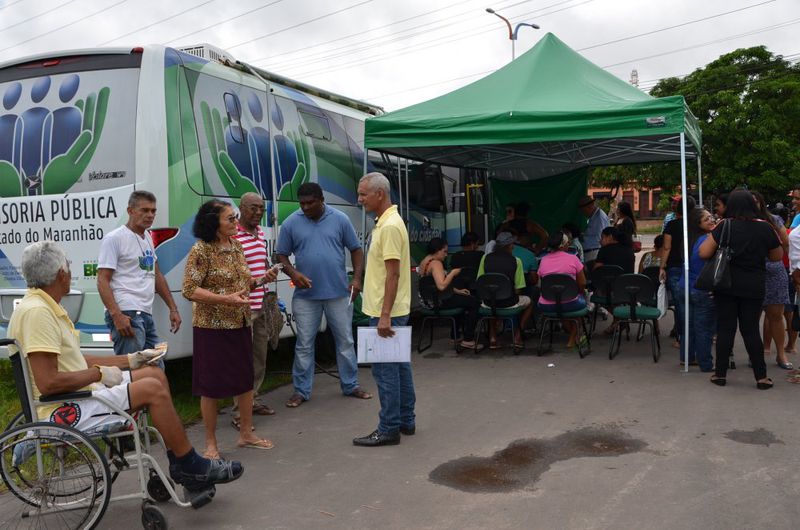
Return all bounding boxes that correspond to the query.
[230,418,255,432]
[786,374,800,384]
[285,394,305,408]
[252,403,276,415]
[238,438,274,450]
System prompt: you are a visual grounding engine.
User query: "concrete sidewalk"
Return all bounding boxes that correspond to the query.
[105,326,800,530]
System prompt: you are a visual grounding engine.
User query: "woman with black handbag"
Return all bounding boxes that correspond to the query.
[699,189,783,389]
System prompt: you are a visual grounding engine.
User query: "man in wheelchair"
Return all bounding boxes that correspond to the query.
[7,241,244,493]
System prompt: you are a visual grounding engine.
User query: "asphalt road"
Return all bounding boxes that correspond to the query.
[100,314,800,530]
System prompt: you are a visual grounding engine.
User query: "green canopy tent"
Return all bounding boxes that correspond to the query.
[364,33,702,370]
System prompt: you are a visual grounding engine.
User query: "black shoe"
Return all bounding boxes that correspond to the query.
[729,360,736,370]
[353,430,400,447]
[170,458,244,491]
[399,425,416,436]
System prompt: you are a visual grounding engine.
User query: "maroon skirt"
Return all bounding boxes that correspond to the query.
[192,326,253,399]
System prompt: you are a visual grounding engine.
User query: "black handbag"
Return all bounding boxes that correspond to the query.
[695,220,732,291]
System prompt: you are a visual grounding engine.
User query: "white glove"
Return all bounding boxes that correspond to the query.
[96,365,123,387]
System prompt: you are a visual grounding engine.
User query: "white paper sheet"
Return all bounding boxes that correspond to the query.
[357,326,412,363]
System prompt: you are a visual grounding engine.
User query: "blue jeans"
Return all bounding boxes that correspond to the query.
[105,310,163,368]
[369,315,415,435]
[667,267,685,357]
[687,291,716,371]
[292,296,359,399]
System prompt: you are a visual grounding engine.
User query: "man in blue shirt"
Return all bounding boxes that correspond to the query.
[578,195,609,264]
[277,183,371,408]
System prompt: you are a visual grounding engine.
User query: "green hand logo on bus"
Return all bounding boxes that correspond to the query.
[277,130,311,223]
[200,101,259,198]
[0,160,21,197]
[42,87,110,194]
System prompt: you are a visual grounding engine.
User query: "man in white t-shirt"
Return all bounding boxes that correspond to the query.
[97,191,181,362]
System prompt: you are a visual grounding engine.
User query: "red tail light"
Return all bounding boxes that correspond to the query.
[149,228,179,248]
[42,59,61,67]
[131,47,143,54]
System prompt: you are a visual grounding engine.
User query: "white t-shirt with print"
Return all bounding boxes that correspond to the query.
[98,225,157,313]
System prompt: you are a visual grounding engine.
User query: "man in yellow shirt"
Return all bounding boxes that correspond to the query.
[7,241,243,492]
[353,172,415,447]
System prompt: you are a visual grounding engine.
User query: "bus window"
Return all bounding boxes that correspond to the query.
[223,92,244,144]
[407,164,445,212]
[298,110,331,141]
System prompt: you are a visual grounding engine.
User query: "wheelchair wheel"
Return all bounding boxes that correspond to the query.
[147,473,172,503]
[3,411,26,432]
[0,422,111,530]
[142,502,168,529]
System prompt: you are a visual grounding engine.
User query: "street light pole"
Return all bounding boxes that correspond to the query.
[486,7,540,61]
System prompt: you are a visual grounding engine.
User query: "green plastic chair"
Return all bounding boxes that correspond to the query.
[538,273,591,358]
[609,273,661,362]
[474,273,526,354]
[417,275,464,353]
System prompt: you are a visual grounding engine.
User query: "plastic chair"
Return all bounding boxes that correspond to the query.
[608,274,661,362]
[417,275,464,353]
[588,265,624,333]
[473,273,527,354]
[537,274,591,358]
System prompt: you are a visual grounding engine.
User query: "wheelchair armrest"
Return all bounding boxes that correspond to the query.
[0,338,16,347]
[39,391,93,402]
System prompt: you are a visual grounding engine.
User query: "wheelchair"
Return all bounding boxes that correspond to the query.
[0,338,216,529]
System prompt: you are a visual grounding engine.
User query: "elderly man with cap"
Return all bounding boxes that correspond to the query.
[578,196,609,265]
[476,231,532,349]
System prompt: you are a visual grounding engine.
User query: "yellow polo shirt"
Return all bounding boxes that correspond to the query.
[362,205,411,317]
[7,288,93,419]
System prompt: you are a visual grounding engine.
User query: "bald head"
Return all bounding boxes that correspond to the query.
[238,192,265,231]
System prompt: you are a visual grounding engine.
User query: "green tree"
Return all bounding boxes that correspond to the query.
[651,46,800,200]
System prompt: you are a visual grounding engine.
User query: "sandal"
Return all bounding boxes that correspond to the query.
[285,394,305,408]
[786,374,800,384]
[710,376,726,387]
[238,438,274,450]
[756,378,773,390]
[345,388,373,400]
[489,340,500,350]
[252,402,276,416]
[230,418,255,432]
[459,340,482,349]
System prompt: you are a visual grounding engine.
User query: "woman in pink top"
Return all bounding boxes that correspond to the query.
[538,231,588,349]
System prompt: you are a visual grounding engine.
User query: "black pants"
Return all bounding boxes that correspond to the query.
[714,292,766,380]
[441,293,480,341]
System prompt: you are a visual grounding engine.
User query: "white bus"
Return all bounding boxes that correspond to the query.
[0,43,472,359]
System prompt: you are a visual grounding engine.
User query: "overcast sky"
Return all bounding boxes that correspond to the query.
[0,0,797,111]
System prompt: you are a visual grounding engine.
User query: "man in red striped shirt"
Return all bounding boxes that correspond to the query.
[232,192,278,423]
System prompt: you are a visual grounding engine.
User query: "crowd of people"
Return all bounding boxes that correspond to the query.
[8,176,800,511]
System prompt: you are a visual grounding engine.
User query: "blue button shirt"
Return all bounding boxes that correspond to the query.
[584,207,609,251]
[276,205,361,300]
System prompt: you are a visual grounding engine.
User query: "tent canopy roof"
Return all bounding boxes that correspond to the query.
[365,33,701,178]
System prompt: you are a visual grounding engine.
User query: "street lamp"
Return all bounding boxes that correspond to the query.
[486,7,540,61]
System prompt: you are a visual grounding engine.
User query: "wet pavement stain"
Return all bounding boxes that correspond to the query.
[429,425,647,493]
[723,428,784,447]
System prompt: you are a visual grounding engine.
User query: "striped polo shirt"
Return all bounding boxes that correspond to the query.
[233,224,269,310]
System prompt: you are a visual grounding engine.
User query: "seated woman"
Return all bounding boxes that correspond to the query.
[537,231,588,349]
[638,234,666,272]
[418,238,481,349]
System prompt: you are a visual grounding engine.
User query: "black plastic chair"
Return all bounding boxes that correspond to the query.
[589,265,625,333]
[473,273,527,354]
[417,275,464,353]
[538,274,591,358]
[608,273,661,362]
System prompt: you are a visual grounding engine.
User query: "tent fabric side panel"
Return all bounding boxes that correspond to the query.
[489,168,589,238]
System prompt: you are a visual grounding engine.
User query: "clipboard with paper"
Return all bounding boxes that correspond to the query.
[357,326,412,363]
